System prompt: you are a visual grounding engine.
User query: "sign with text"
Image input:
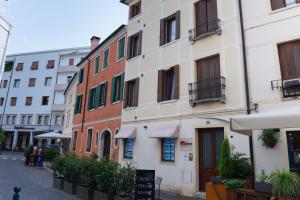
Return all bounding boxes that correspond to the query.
[135,170,155,200]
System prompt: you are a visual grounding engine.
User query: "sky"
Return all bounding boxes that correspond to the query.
[0,0,128,54]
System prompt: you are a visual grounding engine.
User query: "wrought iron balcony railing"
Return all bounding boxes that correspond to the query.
[189,19,221,42]
[271,79,300,98]
[189,76,226,106]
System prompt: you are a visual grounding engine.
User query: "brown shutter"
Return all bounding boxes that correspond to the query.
[16,63,23,71]
[127,36,132,60]
[270,0,285,10]
[207,0,218,31]
[29,78,35,87]
[297,0,300,3]
[134,78,139,107]
[175,11,181,40]
[138,31,143,56]
[196,0,208,35]
[123,81,128,108]
[47,60,54,68]
[129,5,133,19]
[160,19,166,46]
[174,65,180,99]
[157,70,164,102]
[31,62,38,70]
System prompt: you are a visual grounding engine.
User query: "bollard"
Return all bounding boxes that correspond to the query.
[12,187,21,200]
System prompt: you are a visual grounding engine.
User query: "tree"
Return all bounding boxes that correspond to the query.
[218,138,233,178]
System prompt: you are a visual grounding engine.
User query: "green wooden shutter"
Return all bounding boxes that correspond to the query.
[111,77,116,103]
[120,73,125,100]
[118,37,125,59]
[88,89,93,110]
[74,96,78,114]
[78,95,82,113]
[103,49,109,69]
[94,57,99,74]
[95,85,101,107]
[103,82,107,106]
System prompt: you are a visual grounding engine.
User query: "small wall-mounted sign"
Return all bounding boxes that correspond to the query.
[180,138,192,146]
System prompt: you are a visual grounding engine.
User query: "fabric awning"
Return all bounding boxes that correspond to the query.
[231,106,300,135]
[115,127,137,139]
[34,132,72,139]
[149,124,180,138]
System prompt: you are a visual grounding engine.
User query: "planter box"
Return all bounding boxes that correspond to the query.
[77,185,94,200]
[53,177,64,190]
[115,196,131,200]
[93,190,114,200]
[254,182,272,193]
[63,181,77,195]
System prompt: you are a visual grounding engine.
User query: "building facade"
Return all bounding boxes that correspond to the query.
[72,25,127,160]
[0,47,88,151]
[0,16,11,77]
[241,0,300,175]
[118,0,250,197]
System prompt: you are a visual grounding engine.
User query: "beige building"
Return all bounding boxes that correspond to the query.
[118,0,251,197]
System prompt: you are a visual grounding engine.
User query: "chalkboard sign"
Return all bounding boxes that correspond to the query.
[135,170,155,200]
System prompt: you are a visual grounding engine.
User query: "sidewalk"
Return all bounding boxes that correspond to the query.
[159,190,203,200]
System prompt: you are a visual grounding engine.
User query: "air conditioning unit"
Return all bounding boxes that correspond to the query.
[282,78,300,97]
[283,78,300,88]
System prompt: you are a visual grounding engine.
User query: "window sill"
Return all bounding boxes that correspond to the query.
[124,106,137,111]
[270,3,300,14]
[159,99,177,105]
[129,14,141,22]
[127,55,141,62]
[160,39,179,48]
[160,160,176,166]
[116,56,125,63]
[112,100,122,105]
[102,67,108,72]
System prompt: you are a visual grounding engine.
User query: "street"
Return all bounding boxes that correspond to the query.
[0,151,79,200]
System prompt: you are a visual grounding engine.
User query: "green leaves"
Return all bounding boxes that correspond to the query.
[258,129,279,148]
[219,138,233,178]
[223,179,245,189]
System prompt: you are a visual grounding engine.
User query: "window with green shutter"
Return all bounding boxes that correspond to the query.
[99,82,107,106]
[94,56,100,74]
[86,129,93,152]
[111,73,125,103]
[79,68,85,84]
[103,49,109,69]
[117,37,125,60]
[74,95,82,114]
[89,82,107,110]
[88,87,97,110]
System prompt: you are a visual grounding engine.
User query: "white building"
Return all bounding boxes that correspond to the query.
[0,47,88,151]
[0,16,11,77]
[118,0,250,197]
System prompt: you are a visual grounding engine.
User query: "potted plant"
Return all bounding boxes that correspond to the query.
[23,146,32,166]
[63,155,80,195]
[77,158,99,200]
[258,129,279,148]
[94,160,118,200]
[223,179,245,199]
[52,157,65,190]
[254,169,272,193]
[269,170,300,200]
[117,163,136,199]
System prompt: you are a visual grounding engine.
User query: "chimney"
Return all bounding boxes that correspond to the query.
[90,36,100,51]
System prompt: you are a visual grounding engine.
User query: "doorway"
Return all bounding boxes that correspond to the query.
[286,131,300,172]
[198,128,224,191]
[99,130,111,160]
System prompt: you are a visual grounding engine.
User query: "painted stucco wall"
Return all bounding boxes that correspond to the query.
[0,16,11,79]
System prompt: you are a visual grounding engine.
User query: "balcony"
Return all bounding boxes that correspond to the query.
[57,65,79,73]
[51,104,65,112]
[189,19,221,42]
[189,76,226,106]
[271,79,300,98]
[54,84,67,91]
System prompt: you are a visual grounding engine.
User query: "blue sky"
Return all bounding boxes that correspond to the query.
[0,0,128,54]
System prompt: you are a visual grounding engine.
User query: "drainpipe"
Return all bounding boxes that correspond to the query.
[238,0,255,186]
[81,58,90,132]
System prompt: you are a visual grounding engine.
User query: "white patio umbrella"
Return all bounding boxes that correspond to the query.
[34,132,72,140]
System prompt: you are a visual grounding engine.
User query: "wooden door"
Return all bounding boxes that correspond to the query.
[198,128,224,191]
[103,132,111,160]
[196,55,221,101]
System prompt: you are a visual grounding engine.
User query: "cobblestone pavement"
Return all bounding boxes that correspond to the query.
[0,151,79,200]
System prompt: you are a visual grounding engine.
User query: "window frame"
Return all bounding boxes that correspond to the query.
[41,96,49,106]
[129,1,141,20]
[13,79,20,88]
[103,48,110,70]
[111,73,125,104]
[74,94,83,114]
[123,138,134,159]
[86,128,93,152]
[73,130,78,151]
[124,78,139,108]
[94,56,100,75]
[161,138,176,162]
[117,36,126,61]
[28,78,36,87]
[10,97,17,106]
[25,96,33,106]
[78,67,85,84]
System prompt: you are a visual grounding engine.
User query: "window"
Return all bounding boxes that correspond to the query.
[47,60,55,69]
[114,129,119,147]
[21,115,26,124]
[127,31,142,59]
[13,79,20,88]
[73,131,78,151]
[44,115,49,125]
[6,115,10,124]
[2,80,8,88]
[103,49,110,69]
[157,66,180,102]
[95,131,99,146]
[28,78,36,87]
[111,73,125,103]
[16,63,23,71]
[31,61,39,70]
[4,61,13,72]
[94,56,100,74]
[55,116,61,125]
[69,58,75,66]
[161,138,176,162]
[67,76,73,84]
[129,1,141,19]
[124,78,139,108]
[124,139,133,159]
[37,115,43,125]
[117,37,126,60]
[25,97,32,106]
[79,68,85,84]
[74,95,83,114]
[44,77,52,86]
[12,115,16,124]
[271,0,298,10]
[160,11,180,45]
[0,97,4,106]
[41,96,49,106]
[86,129,93,152]
[88,82,107,110]
[10,97,17,106]
[27,115,33,125]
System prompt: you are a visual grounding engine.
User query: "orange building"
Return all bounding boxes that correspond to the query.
[72,25,126,160]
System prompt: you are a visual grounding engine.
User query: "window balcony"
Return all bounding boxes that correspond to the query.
[189,76,226,106]
[188,19,221,42]
[271,79,300,98]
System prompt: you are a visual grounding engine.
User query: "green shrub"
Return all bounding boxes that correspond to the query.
[79,158,102,190]
[23,146,32,157]
[0,127,5,150]
[231,152,252,179]
[218,138,233,178]
[52,157,65,178]
[269,170,300,199]
[118,163,136,196]
[63,155,81,184]
[257,169,269,182]
[43,148,59,161]
[97,160,119,194]
[258,129,279,148]
[223,179,245,189]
